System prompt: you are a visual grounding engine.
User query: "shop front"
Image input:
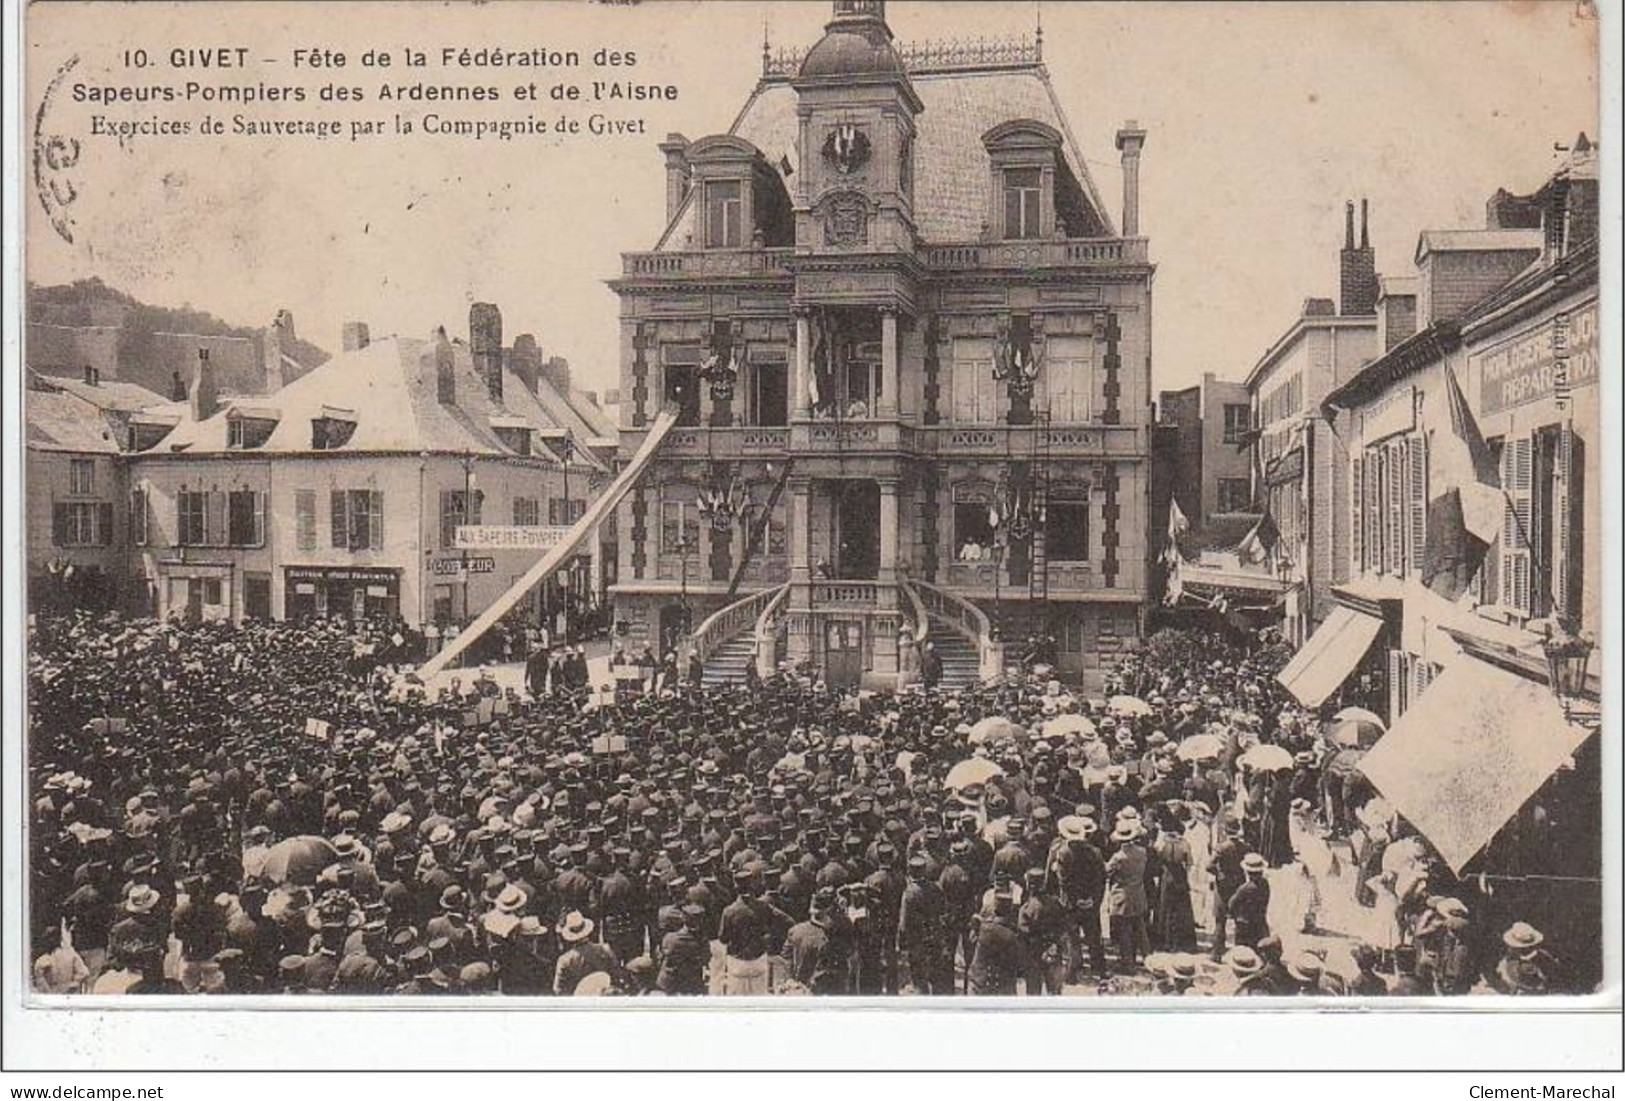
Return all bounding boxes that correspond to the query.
[157,560,234,624]
[284,565,401,622]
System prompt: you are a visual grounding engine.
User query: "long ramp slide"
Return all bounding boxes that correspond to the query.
[419,406,679,677]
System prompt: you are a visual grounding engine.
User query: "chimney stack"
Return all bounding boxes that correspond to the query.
[82,364,99,386]
[510,333,542,395]
[262,309,296,393]
[542,356,572,398]
[658,133,692,225]
[342,321,371,352]
[190,348,219,421]
[434,326,456,405]
[1115,121,1148,237]
[470,303,504,404]
[1339,198,1378,316]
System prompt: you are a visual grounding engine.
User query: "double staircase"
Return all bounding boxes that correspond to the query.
[693,578,1001,691]
[701,633,759,687]
[927,627,982,690]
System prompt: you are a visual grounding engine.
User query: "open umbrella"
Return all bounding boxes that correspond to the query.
[1328,720,1381,750]
[1108,695,1153,717]
[1238,743,1294,772]
[966,716,1024,745]
[1333,706,1386,728]
[1042,714,1097,740]
[1329,716,1385,750]
[944,758,1005,791]
[260,836,338,885]
[1176,733,1226,762]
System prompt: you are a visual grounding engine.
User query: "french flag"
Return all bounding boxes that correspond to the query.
[1421,365,1502,600]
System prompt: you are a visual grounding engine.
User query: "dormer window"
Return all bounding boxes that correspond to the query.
[1005,168,1043,240]
[705,180,744,248]
[227,407,280,450]
[489,416,533,456]
[982,118,1105,241]
[311,406,357,450]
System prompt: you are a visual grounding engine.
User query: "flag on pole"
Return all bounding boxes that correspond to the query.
[1236,511,1280,566]
[1164,497,1190,566]
[1421,365,1502,600]
[1164,555,1184,606]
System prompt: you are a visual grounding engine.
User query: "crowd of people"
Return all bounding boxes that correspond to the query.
[28,612,1575,998]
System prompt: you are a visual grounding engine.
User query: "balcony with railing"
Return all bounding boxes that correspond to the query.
[619,248,796,280]
[922,237,1150,271]
[656,425,791,459]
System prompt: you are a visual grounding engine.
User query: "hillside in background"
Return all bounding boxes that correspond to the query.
[27,278,329,396]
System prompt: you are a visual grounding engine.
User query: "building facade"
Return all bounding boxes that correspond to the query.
[1243,202,1380,645]
[118,305,616,635]
[1310,141,1600,983]
[609,1,1155,688]
[1159,371,1254,526]
[24,375,157,614]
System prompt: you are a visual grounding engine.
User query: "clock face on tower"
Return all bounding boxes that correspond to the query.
[822,125,872,176]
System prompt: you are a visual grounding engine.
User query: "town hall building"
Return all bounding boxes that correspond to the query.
[608,1,1156,689]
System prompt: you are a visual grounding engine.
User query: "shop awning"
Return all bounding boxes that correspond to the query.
[1275,605,1383,707]
[1357,658,1592,874]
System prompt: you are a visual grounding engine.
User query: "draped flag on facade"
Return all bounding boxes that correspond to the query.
[1235,511,1280,566]
[1165,497,1189,566]
[1421,364,1502,600]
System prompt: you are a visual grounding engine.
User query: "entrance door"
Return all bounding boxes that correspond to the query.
[658,602,692,659]
[185,578,205,624]
[825,618,864,689]
[352,586,368,621]
[244,574,271,619]
[835,481,881,580]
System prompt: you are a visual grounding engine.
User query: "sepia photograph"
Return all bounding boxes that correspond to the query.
[6,0,1617,1070]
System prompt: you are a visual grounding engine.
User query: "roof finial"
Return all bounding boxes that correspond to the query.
[762,15,770,72]
[1035,1,1044,61]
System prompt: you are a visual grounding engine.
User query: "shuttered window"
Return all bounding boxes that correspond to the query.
[1554,425,1586,626]
[1500,435,1534,615]
[1350,455,1364,575]
[950,338,1000,425]
[178,491,207,546]
[1387,440,1406,576]
[207,490,228,547]
[227,490,266,547]
[130,488,149,546]
[333,489,385,551]
[332,490,349,550]
[295,490,317,551]
[1037,335,1093,424]
[1407,432,1428,579]
[1365,453,1381,575]
[1387,648,1406,726]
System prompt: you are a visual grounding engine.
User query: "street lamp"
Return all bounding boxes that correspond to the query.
[462,455,478,629]
[1542,621,1595,724]
[560,430,576,640]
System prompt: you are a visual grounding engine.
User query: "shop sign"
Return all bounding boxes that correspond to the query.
[454,525,572,550]
[1478,303,1597,415]
[431,556,496,577]
[285,566,399,584]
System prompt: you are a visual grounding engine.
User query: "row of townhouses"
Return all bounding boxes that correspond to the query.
[26,305,617,638]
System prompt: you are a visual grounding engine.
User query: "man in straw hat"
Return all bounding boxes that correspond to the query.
[1227,852,1272,951]
[552,910,616,996]
[1048,814,1107,982]
[1492,922,1559,996]
[1104,817,1150,973]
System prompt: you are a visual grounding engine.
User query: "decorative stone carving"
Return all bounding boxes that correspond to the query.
[821,124,872,177]
[824,192,869,247]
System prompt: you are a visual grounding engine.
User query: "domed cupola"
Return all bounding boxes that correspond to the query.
[799,1,906,81]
